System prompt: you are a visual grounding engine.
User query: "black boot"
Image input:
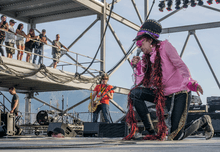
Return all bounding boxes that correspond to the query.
[201,115,214,140]
[142,113,156,135]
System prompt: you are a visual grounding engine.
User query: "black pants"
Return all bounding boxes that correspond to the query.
[130,87,204,140]
[0,39,5,56]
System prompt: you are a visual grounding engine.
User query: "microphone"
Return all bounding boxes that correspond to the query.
[132,48,142,68]
[136,48,142,56]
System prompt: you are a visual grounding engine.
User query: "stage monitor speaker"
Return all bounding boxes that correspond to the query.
[83,122,100,136]
[47,122,76,137]
[0,125,6,137]
[98,123,128,137]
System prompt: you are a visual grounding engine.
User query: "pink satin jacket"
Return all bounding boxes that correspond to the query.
[132,40,198,96]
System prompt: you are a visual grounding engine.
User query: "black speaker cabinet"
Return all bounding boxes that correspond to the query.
[0,126,6,137]
[47,122,76,137]
[83,122,100,136]
[208,104,220,113]
[98,123,128,137]
[83,122,128,137]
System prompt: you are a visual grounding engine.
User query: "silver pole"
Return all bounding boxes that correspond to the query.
[131,0,143,24]
[108,22,131,65]
[68,18,99,49]
[25,94,31,125]
[100,0,106,72]
[32,96,62,112]
[144,0,149,20]
[109,99,126,114]
[180,31,191,58]
[193,32,220,89]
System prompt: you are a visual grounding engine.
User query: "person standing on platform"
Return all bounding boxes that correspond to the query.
[33,29,47,65]
[0,15,9,57]
[5,19,16,58]
[125,19,214,141]
[91,74,114,123]
[16,23,27,61]
[9,87,22,135]
[52,34,69,69]
[25,29,38,62]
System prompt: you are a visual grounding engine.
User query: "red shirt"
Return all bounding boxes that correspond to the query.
[93,84,114,105]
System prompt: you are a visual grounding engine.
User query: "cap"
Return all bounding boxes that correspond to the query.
[42,29,46,32]
[9,19,16,23]
[134,19,162,43]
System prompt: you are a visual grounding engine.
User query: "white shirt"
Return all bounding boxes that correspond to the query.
[5,25,15,43]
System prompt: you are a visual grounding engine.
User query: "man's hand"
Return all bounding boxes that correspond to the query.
[10,110,14,113]
[196,84,203,96]
[132,56,140,66]
[192,82,203,96]
[92,102,96,107]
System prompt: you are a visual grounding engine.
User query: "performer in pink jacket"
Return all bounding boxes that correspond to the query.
[124,19,214,141]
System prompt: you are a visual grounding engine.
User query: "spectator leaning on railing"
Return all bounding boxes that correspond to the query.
[25,29,38,62]
[52,34,69,69]
[16,23,27,61]
[33,29,47,65]
[0,15,9,57]
[5,19,16,58]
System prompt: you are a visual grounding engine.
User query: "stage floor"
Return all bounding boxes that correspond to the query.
[0,135,220,152]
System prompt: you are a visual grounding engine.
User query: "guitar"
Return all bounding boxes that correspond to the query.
[88,86,117,113]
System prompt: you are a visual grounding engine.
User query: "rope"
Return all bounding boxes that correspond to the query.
[0,57,100,84]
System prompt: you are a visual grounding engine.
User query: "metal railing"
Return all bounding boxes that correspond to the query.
[0,91,11,113]
[0,28,102,73]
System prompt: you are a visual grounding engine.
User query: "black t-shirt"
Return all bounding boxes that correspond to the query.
[37,34,47,47]
[11,94,19,114]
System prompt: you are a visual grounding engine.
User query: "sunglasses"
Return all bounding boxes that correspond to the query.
[136,38,145,48]
[102,78,108,80]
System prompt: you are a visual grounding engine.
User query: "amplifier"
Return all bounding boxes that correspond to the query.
[98,123,128,137]
[83,122,100,136]
[83,122,128,137]
[188,105,208,113]
[207,96,220,104]
[208,104,220,113]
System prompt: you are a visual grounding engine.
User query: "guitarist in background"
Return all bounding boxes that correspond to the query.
[91,74,114,123]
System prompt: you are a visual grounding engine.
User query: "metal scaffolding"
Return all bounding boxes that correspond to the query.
[0,0,219,124]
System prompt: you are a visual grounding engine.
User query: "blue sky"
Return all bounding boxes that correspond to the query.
[0,0,220,122]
